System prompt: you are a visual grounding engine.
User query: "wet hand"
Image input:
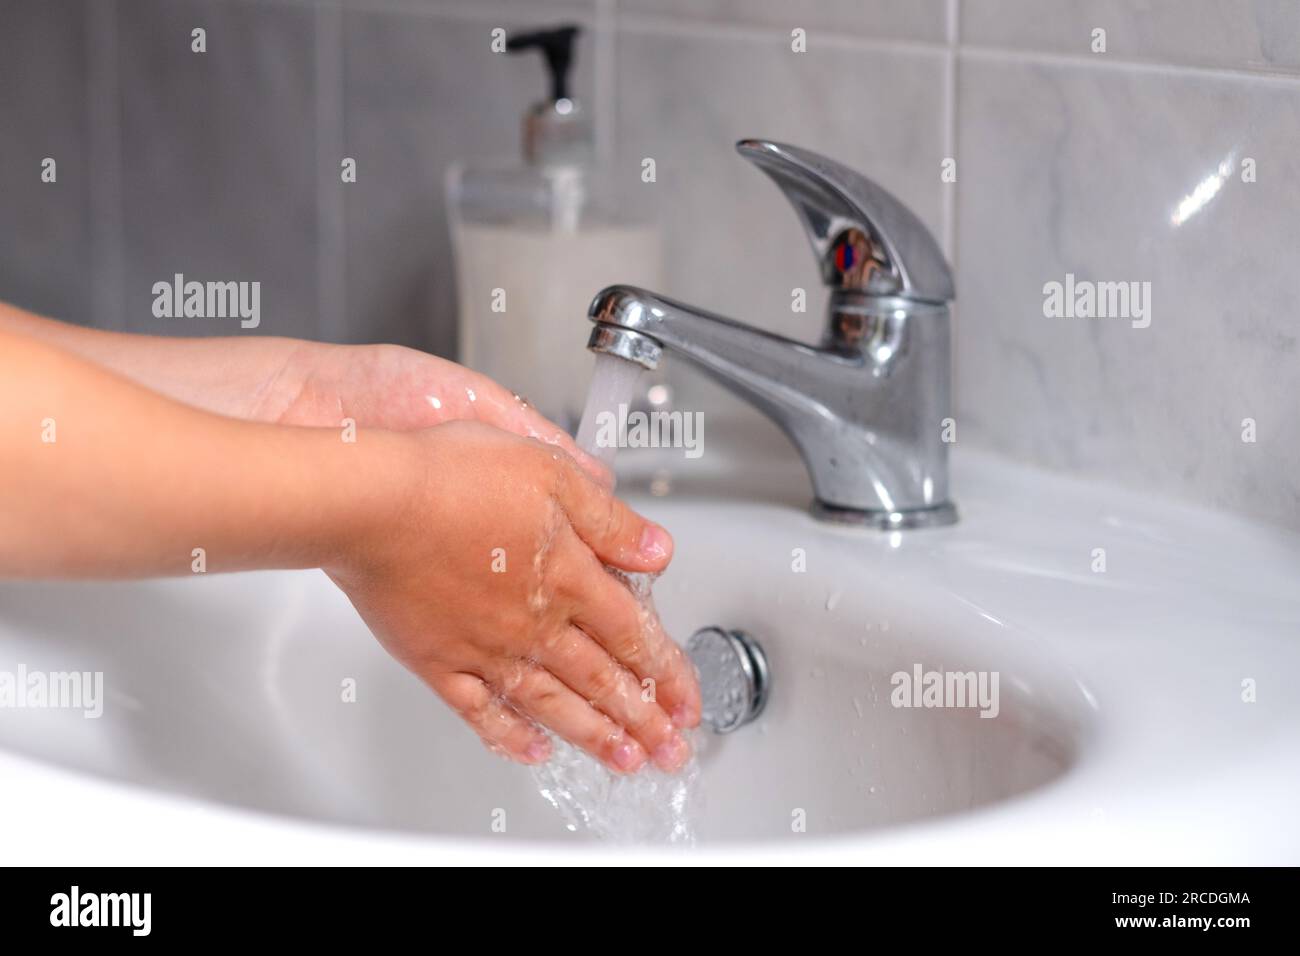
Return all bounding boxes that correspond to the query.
[327,420,701,773]
[275,342,609,485]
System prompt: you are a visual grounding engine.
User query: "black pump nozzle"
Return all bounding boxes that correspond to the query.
[507,25,580,102]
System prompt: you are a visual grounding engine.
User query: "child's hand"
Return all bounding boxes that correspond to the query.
[327,420,701,773]
[276,343,610,484]
[0,309,606,482]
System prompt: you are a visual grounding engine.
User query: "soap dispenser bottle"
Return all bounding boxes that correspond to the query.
[447,24,665,432]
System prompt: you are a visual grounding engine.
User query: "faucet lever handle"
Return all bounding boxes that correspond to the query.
[736,139,954,303]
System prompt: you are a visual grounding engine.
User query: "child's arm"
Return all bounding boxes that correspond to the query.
[0,301,605,482]
[0,329,699,771]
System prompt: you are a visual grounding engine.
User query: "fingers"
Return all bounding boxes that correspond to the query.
[533,618,691,770]
[493,659,652,774]
[429,671,551,765]
[468,377,615,489]
[565,446,616,491]
[556,534,701,729]
[552,457,673,573]
[517,413,614,490]
[411,426,686,777]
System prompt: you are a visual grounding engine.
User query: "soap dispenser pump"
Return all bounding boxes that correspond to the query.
[507,25,591,168]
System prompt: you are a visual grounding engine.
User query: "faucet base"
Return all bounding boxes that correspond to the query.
[811,500,958,531]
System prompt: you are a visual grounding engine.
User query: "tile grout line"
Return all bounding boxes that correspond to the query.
[315,3,347,343]
[618,13,949,59]
[87,0,125,331]
[255,0,1300,85]
[940,0,959,265]
[617,12,1300,85]
[957,40,1300,86]
[943,0,962,424]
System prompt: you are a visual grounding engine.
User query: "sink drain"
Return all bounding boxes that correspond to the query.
[686,627,770,733]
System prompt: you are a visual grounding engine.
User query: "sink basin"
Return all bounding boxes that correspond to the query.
[2,430,1297,863]
[0,512,1082,844]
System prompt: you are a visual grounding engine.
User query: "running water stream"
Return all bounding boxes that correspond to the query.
[530,353,703,845]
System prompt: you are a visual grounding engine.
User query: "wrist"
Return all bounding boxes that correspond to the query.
[309,425,429,580]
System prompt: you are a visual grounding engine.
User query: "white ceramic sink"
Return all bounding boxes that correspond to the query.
[2,426,1298,863]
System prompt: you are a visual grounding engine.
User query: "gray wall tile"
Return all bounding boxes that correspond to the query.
[620,0,950,44]
[961,0,1300,73]
[117,0,319,339]
[0,0,92,323]
[955,56,1300,527]
[341,9,598,354]
[615,28,946,333]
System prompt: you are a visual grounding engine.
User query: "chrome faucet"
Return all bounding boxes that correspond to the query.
[586,140,958,529]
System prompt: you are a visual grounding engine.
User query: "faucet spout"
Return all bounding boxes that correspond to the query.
[591,284,845,415]
[589,284,956,527]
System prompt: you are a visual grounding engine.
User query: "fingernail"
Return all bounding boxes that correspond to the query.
[525,738,551,762]
[653,734,691,771]
[672,704,697,729]
[639,523,671,561]
[612,741,644,772]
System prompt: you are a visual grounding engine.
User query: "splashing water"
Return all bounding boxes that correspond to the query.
[530,353,704,845]
[533,733,702,844]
